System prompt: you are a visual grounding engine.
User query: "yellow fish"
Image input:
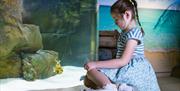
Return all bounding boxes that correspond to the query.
[54,60,63,74]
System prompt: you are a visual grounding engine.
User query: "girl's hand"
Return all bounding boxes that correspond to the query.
[84,61,97,71]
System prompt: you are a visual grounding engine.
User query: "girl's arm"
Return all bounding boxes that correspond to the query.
[85,39,138,71]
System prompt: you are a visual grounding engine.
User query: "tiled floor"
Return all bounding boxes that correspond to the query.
[158,77,180,91]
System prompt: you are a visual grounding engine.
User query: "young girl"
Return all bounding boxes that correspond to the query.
[84,0,160,91]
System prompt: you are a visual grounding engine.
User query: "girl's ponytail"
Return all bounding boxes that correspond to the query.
[130,0,145,35]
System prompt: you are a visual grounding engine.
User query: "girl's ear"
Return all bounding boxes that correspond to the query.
[123,10,132,22]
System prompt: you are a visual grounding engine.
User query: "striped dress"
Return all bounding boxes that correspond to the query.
[99,27,160,91]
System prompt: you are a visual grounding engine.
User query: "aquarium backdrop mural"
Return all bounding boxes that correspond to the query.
[98,0,180,75]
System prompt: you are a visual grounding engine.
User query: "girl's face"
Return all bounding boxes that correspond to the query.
[111,11,132,30]
[111,12,126,30]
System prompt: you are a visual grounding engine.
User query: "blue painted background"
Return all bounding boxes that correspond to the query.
[98,5,180,51]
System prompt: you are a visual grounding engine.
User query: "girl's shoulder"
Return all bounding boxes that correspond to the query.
[129,27,141,34]
[126,27,143,44]
[124,27,142,37]
[122,27,141,35]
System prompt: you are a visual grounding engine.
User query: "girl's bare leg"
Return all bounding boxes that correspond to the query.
[86,68,111,88]
[84,75,98,89]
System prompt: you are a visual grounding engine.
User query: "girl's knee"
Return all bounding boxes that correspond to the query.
[84,76,98,89]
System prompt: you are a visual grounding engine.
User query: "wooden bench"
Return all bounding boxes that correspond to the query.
[99,30,119,60]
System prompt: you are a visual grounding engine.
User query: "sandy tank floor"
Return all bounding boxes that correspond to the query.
[0,66,86,91]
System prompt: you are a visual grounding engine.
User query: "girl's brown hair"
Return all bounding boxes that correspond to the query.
[111,0,144,35]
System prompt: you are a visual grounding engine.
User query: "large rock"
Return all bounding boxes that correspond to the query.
[0,25,24,58]
[0,0,42,58]
[22,50,61,81]
[0,0,62,80]
[0,24,43,59]
[0,54,22,79]
[0,0,23,26]
[17,24,43,52]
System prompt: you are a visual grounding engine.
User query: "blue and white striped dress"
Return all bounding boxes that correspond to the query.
[99,27,160,91]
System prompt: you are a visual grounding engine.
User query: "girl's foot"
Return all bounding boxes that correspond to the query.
[84,83,118,91]
[118,83,134,91]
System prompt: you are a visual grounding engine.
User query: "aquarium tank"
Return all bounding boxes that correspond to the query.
[0,0,97,81]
